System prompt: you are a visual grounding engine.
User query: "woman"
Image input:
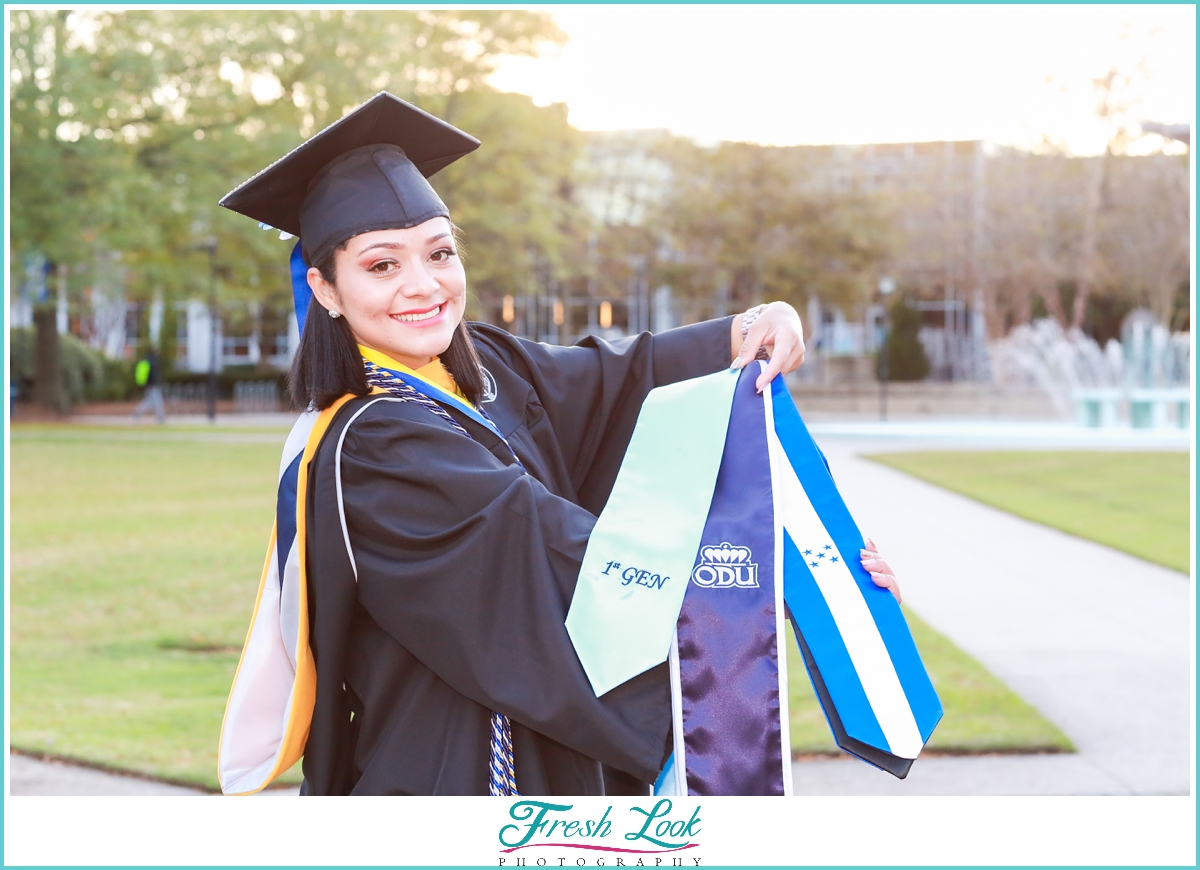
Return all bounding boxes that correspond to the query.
[219,93,901,796]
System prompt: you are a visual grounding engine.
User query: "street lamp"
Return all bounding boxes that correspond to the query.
[878,277,895,422]
[204,236,218,423]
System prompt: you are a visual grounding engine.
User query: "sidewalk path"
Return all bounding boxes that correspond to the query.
[8,753,300,796]
[70,412,299,429]
[792,753,1165,796]
[806,419,1190,451]
[9,754,204,795]
[792,434,1192,796]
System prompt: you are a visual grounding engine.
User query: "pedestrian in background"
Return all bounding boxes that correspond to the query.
[132,349,166,424]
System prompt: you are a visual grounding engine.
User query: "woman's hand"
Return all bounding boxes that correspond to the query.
[860,538,902,603]
[731,301,806,392]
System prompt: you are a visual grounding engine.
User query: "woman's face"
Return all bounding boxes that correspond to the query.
[307,217,466,370]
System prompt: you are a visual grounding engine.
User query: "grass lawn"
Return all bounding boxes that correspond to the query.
[866,451,1190,574]
[9,424,301,790]
[10,425,1072,789]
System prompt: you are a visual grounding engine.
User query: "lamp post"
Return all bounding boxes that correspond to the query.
[878,277,895,422]
[628,255,648,334]
[205,236,218,423]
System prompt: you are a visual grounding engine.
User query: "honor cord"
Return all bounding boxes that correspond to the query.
[364,360,520,797]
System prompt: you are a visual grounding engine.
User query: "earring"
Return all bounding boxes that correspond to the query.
[329,310,341,319]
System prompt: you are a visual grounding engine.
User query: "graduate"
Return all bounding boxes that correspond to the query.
[218,92,901,796]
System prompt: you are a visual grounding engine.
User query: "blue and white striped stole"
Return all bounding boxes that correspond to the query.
[765,371,942,780]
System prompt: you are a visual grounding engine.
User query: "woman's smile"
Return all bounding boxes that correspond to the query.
[392,303,445,325]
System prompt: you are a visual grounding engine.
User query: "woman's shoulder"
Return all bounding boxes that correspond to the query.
[463,321,538,411]
[465,321,596,388]
[319,389,517,466]
[312,392,457,461]
[327,391,436,425]
[466,321,525,369]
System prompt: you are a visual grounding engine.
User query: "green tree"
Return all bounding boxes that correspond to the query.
[877,297,930,382]
[10,9,570,372]
[434,92,584,310]
[657,140,893,313]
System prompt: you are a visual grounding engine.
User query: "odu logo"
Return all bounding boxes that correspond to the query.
[691,542,759,588]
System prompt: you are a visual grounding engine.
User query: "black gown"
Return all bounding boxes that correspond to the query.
[300,317,735,795]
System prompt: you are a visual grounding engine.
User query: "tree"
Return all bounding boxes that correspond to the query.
[434,91,584,309]
[877,298,929,382]
[1100,153,1190,329]
[1039,26,1188,333]
[654,139,893,313]
[9,9,569,350]
[1070,63,1142,331]
[984,150,1085,332]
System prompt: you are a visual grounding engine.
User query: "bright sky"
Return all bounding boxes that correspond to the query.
[489,5,1196,155]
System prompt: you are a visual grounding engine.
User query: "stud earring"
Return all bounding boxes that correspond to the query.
[329,310,341,319]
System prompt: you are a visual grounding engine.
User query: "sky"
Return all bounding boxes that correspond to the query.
[488,5,1196,155]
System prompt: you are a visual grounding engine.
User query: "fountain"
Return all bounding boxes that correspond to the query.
[1121,310,1191,428]
[991,310,1190,429]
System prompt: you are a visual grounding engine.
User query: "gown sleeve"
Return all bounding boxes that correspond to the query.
[324,397,673,784]
[471,317,734,514]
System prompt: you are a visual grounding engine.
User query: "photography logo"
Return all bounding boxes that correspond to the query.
[498,799,703,866]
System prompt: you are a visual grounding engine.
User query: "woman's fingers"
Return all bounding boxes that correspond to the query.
[733,306,778,369]
[755,332,807,390]
[738,303,807,391]
[735,315,772,369]
[869,571,902,603]
[754,333,791,392]
[763,326,804,366]
[787,336,807,372]
[860,552,892,576]
[861,544,901,602]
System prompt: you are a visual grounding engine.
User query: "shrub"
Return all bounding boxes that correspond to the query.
[9,326,135,404]
[876,297,930,382]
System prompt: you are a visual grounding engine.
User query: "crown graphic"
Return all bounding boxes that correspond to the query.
[701,542,752,564]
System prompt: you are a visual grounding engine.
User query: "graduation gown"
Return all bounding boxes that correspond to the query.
[300,317,735,795]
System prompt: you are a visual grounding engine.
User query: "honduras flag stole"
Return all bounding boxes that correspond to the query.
[568,365,943,795]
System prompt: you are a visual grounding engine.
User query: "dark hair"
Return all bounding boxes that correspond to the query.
[288,234,486,411]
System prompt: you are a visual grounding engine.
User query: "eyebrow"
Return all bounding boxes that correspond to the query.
[357,232,451,255]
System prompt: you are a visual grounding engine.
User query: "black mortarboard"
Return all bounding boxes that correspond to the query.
[220,92,480,265]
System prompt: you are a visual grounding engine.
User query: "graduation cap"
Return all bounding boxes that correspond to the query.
[219,92,480,266]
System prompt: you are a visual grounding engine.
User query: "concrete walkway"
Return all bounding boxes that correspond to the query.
[792,433,1192,795]
[9,754,206,795]
[8,753,300,796]
[69,412,299,429]
[807,418,1191,450]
